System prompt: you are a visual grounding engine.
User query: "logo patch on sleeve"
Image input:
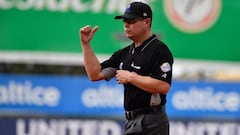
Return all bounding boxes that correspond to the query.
[160,62,171,72]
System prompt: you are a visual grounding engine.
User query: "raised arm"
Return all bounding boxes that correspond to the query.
[79,25,105,81]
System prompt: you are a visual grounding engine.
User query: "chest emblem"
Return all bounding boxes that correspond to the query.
[131,62,141,70]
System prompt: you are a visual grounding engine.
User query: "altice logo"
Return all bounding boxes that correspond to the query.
[172,86,240,112]
[81,84,123,108]
[0,81,60,107]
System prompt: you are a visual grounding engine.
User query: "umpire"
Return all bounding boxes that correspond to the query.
[80,1,173,135]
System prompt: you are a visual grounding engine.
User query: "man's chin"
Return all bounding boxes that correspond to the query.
[125,33,133,39]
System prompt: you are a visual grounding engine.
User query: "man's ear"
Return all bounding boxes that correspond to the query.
[145,18,152,25]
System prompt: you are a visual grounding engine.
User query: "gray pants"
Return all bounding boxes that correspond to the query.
[124,111,169,135]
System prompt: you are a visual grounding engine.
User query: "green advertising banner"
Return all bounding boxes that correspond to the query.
[0,0,240,62]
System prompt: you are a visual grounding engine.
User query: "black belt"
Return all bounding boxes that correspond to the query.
[125,105,166,120]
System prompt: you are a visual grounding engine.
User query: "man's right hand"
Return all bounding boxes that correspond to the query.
[79,25,98,45]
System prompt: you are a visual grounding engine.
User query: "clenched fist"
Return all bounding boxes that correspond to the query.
[116,70,137,84]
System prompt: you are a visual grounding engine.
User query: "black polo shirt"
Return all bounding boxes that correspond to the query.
[101,34,173,111]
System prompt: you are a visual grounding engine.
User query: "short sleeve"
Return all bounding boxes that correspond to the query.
[150,46,174,84]
[100,47,128,81]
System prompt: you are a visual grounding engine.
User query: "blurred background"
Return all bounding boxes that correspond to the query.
[0,0,240,135]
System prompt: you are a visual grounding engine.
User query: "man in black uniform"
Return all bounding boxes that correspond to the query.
[80,1,173,135]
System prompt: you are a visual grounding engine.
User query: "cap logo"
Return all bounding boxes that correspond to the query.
[143,12,147,17]
[125,5,131,13]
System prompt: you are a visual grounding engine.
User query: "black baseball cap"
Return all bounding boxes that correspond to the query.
[114,2,152,20]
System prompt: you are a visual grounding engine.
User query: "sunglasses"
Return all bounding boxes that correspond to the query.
[123,17,146,24]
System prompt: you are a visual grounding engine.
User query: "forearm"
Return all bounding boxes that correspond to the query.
[128,72,170,94]
[82,44,104,81]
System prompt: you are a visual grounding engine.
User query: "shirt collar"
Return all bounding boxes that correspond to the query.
[131,34,157,53]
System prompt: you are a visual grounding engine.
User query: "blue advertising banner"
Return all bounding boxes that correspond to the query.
[0,74,124,118]
[0,117,240,135]
[0,117,124,135]
[167,81,240,120]
[0,74,240,120]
